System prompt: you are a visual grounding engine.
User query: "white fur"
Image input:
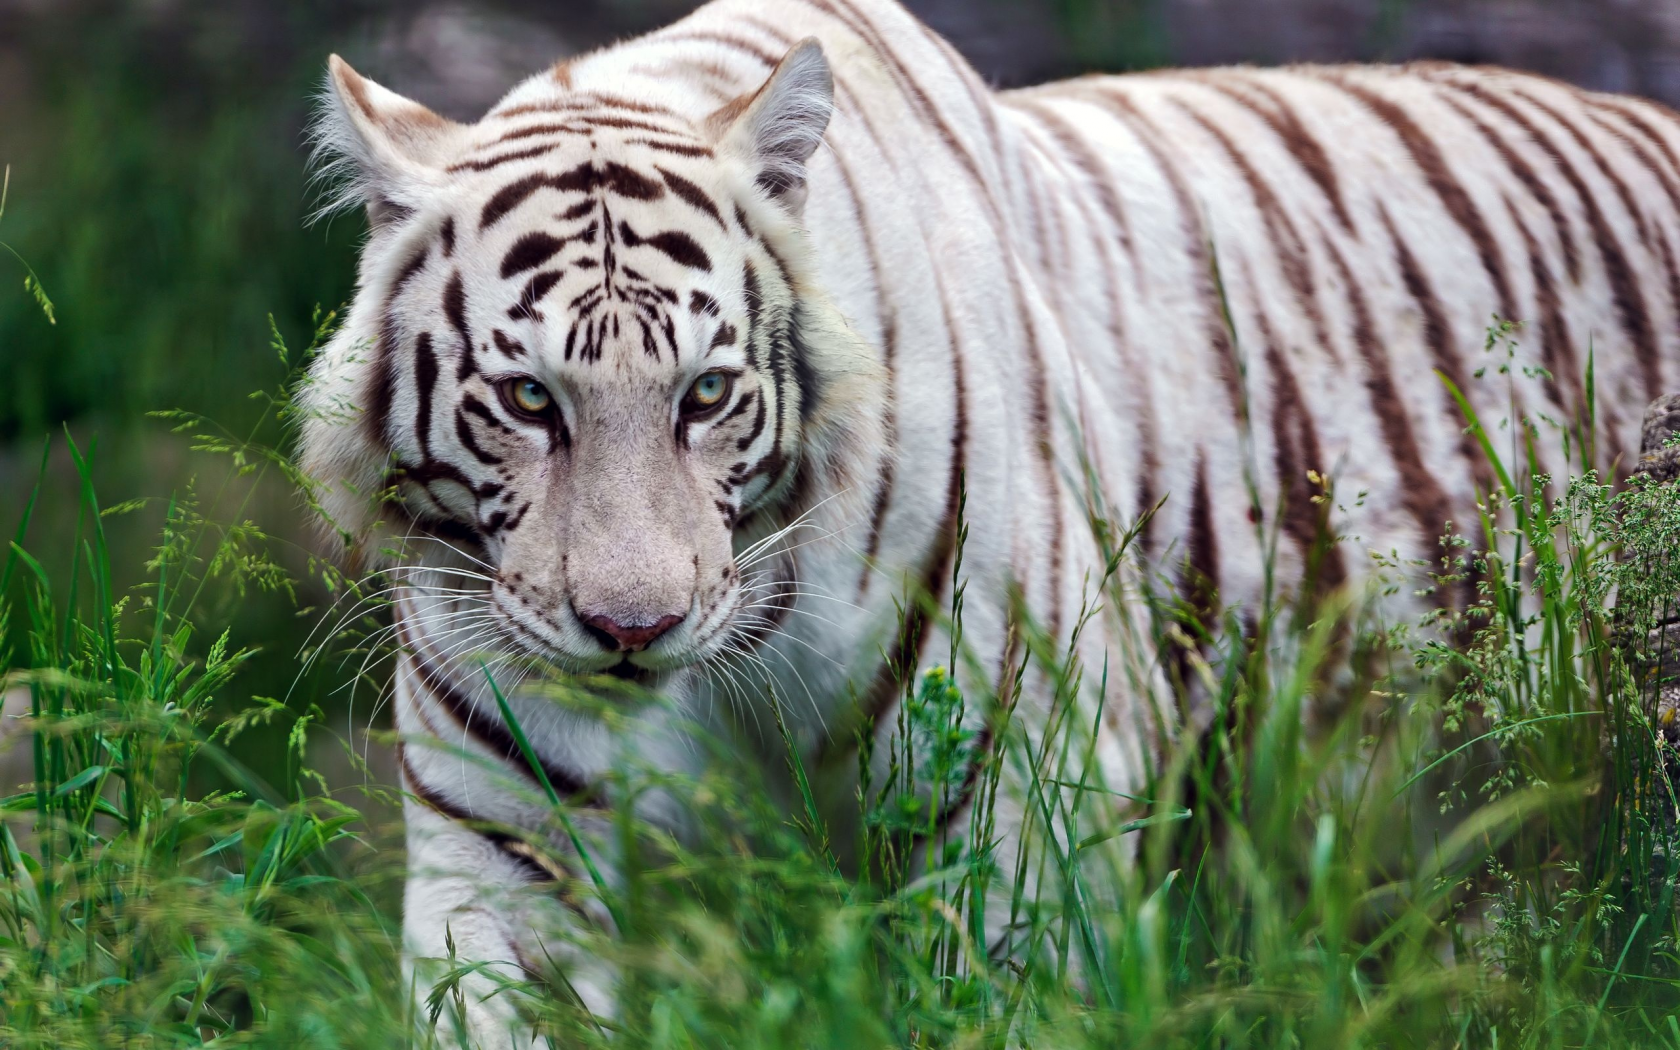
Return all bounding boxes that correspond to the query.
[298,1,1680,1044]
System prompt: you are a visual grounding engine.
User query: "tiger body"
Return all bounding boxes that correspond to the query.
[298,0,1680,1041]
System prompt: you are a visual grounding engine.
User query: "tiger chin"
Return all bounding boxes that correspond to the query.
[295,0,1680,1043]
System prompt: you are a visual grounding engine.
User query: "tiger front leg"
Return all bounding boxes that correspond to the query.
[402,798,617,1049]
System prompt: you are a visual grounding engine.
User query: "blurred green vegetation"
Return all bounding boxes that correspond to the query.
[0,5,363,443]
[0,6,381,789]
[1051,0,1171,72]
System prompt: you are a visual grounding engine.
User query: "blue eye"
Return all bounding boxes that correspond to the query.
[504,377,552,415]
[687,371,730,411]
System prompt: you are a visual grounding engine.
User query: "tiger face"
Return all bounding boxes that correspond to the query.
[301,42,887,681]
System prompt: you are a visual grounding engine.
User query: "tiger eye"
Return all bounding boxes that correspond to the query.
[506,378,552,415]
[688,371,730,409]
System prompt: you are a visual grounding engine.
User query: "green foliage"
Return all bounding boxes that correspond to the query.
[0,433,402,1047]
[0,15,361,441]
[0,165,56,328]
[0,18,368,784]
[7,308,1680,1047]
[1050,0,1171,73]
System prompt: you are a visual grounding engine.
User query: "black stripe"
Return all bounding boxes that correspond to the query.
[454,407,504,466]
[1219,75,1356,233]
[413,332,439,459]
[1257,309,1347,600]
[489,121,590,144]
[1505,195,1585,425]
[492,329,527,360]
[626,138,713,157]
[618,220,712,271]
[1176,98,1338,374]
[1435,91,1584,284]
[1184,453,1220,625]
[1085,89,1245,423]
[1315,71,1518,322]
[480,162,664,231]
[656,27,779,65]
[719,387,756,425]
[444,273,476,382]
[741,260,762,371]
[1514,87,1653,246]
[500,231,568,279]
[574,114,696,136]
[736,389,767,451]
[370,246,432,446]
[509,270,563,323]
[1440,76,1662,402]
[800,0,997,207]
[787,306,820,425]
[397,745,565,886]
[830,148,902,598]
[835,276,968,767]
[396,614,595,800]
[1377,205,1497,494]
[657,166,727,229]
[1322,239,1457,601]
[493,92,682,119]
[1016,99,1135,265]
[449,143,559,173]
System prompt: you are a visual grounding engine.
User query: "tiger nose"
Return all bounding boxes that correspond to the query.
[576,611,685,653]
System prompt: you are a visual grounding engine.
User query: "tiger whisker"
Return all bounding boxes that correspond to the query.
[716,624,827,737]
[730,612,846,669]
[402,533,498,572]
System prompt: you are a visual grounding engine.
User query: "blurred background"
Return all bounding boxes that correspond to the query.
[2,0,1679,787]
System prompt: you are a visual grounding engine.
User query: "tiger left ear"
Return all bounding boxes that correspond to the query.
[709,39,834,215]
[313,55,466,227]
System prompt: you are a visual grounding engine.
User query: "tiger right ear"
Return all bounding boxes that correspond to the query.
[312,55,465,227]
[709,39,834,215]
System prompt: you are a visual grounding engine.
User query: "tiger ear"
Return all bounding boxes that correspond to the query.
[312,55,465,227]
[709,39,833,215]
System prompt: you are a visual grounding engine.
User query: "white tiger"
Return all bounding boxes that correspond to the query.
[298,0,1680,1042]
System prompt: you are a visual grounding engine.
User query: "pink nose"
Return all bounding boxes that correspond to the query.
[577,611,684,653]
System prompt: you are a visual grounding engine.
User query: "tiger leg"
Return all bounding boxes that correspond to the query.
[402,799,616,1049]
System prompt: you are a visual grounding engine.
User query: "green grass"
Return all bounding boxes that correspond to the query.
[6,280,1680,1048]
[4,343,1680,1049]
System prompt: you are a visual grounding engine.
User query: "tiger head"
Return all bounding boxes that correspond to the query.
[297,41,887,682]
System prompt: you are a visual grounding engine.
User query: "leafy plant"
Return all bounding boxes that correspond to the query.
[7,313,1680,1048]
[0,165,56,326]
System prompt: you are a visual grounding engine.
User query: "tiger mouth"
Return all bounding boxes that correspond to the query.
[605,658,646,680]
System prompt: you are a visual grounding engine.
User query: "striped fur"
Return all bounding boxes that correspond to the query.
[297,0,1680,1041]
